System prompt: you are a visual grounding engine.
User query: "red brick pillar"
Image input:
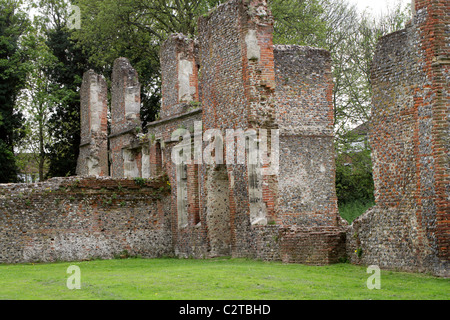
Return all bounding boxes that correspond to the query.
[366,0,449,273]
[414,0,449,260]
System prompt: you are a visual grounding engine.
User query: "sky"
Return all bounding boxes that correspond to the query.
[349,0,411,15]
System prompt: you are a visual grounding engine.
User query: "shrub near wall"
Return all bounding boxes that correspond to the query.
[0,176,172,264]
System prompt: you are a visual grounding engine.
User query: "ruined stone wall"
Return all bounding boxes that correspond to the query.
[198,0,276,131]
[274,45,338,227]
[148,33,206,257]
[349,0,449,277]
[146,110,206,258]
[1,1,363,269]
[160,34,199,119]
[109,58,142,178]
[0,177,172,264]
[71,0,344,265]
[280,227,347,265]
[76,70,109,177]
[197,0,278,258]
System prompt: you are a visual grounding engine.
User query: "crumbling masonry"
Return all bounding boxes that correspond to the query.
[347,0,449,276]
[76,70,109,177]
[0,0,448,276]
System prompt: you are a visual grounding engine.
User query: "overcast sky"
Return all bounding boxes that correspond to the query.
[349,0,411,14]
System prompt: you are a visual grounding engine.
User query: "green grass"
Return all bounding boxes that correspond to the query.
[0,258,448,300]
[339,200,375,224]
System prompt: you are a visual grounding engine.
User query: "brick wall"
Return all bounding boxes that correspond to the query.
[8,0,447,274]
[349,0,449,277]
[69,0,345,267]
[197,0,279,259]
[160,34,199,119]
[280,227,347,265]
[110,57,142,178]
[76,70,109,176]
[0,177,172,264]
[274,45,338,227]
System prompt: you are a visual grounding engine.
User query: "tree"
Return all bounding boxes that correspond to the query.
[17,0,92,179]
[72,0,225,128]
[44,26,91,178]
[15,19,68,181]
[316,0,411,207]
[72,0,329,127]
[0,0,30,183]
[270,0,327,46]
[326,0,411,145]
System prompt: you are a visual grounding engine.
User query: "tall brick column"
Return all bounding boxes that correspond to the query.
[413,0,449,264]
[198,0,278,256]
[109,57,142,178]
[76,70,109,177]
[349,0,449,276]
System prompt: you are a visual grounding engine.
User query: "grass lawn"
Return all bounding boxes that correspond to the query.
[0,258,448,300]
[339,200,375,224]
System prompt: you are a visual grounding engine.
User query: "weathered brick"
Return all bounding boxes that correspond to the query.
[349,0,449,277]
[76,70,109,177]
[0,177,172,264]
